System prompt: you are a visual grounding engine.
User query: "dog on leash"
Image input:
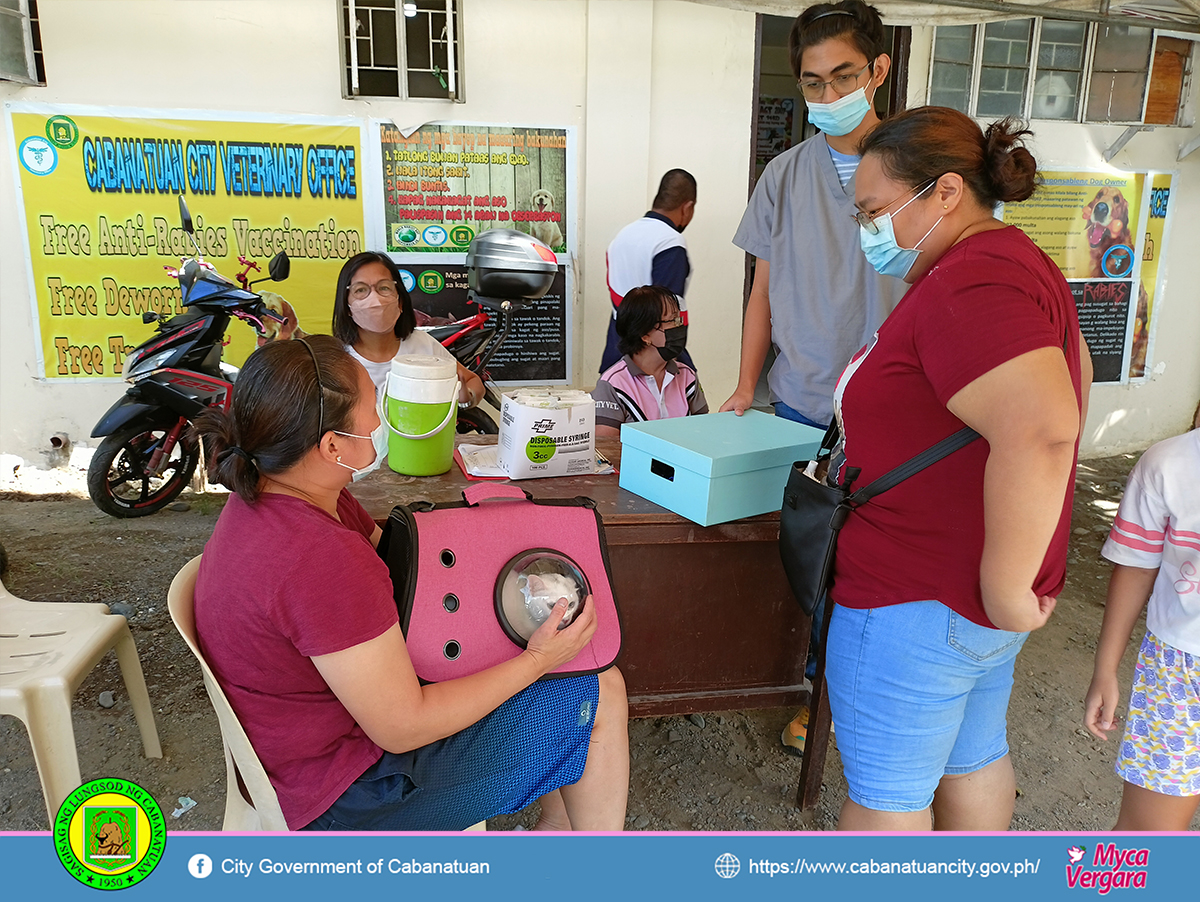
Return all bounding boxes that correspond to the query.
[255,290,308,346]
[529,188,564,249]
[1081,187,1132,278]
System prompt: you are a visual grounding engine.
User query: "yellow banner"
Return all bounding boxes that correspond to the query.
[1130,173,1172,378]
[10,108,364,379]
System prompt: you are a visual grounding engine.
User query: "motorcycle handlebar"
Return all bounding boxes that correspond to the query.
[255,301,287,324]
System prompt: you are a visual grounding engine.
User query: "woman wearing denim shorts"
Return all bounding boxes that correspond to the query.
[826,107,1092,830]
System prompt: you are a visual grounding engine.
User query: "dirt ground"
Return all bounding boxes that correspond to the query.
[1,452,1196,832]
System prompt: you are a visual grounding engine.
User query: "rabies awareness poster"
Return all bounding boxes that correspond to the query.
[1002,170,1174,383]
[377,121,574,382]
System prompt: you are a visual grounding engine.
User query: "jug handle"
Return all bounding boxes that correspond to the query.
[378,381,460,440]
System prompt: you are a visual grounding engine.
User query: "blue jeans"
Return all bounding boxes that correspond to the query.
[774,401,830,679]
[772,401,829,431]
[826,600,1028,812]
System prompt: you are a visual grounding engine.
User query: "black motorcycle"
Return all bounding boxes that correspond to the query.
[86,197,288,518]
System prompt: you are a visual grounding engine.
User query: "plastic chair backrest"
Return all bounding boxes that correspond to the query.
[167,556,288,831]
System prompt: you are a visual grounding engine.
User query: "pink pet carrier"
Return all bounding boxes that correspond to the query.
[377,483,623,683]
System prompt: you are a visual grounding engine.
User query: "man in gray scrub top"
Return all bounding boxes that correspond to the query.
[721,2,906,431]
[720,1,908,753]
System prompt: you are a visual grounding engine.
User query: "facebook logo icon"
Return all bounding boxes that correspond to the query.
[188,854,213,878]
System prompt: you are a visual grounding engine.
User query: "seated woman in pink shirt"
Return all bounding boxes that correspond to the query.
[593,285,708,438]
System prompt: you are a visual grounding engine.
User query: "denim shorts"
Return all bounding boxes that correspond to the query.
[825,600,1028,813]
[302,674,599,831]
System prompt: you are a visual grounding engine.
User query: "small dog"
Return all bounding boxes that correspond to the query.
[529,188,564,249]
[1081,187,1132,278]
[256,290,308,346]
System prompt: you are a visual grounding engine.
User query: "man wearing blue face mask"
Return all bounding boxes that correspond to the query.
[722,1,908,756]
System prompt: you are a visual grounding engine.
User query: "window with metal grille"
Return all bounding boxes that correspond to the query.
[341,0,462,101]
[0,0,45,85]
[927,18,1194,126]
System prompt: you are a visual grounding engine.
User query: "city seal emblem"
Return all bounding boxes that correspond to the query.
[54,778,166,890]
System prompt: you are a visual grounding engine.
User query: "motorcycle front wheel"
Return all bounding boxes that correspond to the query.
[87,420,200,518]
[455,407,499,435]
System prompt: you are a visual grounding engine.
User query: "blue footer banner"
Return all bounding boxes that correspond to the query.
[0,831,1191,900]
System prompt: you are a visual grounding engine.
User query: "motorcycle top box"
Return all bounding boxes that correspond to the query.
[465,229,556,302]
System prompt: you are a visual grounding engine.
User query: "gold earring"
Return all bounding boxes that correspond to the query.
[943,204,948,209]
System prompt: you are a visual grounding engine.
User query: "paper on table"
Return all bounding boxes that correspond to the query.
[458,444,614,478]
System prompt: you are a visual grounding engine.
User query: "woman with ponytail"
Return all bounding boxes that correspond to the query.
[193,337,628,832]
[820,107,1093,830]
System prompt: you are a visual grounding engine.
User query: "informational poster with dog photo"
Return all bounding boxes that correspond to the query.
[378,123,568,255]
[1002,170,1174,384]
[395,263,568,382]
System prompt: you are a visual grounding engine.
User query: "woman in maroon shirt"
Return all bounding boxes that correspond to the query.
[824,107,1092,831]
[193,337,628,831]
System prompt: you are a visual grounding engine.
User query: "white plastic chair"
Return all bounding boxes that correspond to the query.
[168,555,485,832]
[167,556,287,831]
[0,576,162,823]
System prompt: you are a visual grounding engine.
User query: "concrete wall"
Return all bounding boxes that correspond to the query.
[3,4,1194,462]
[906,26,1200,454]
[0,0,756,461]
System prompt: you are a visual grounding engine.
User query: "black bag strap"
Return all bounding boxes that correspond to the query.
[816,418,841,459]
[846,425,980,506]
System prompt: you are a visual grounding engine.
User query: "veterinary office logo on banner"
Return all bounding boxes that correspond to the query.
[1001,170,1175,385]
[6,104,366,380]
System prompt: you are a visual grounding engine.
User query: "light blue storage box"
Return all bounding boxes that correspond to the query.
[619,410,825,526]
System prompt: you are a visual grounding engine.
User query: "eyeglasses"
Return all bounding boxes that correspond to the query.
[852,179,937,234]
[349,280,399,302]
[656,314,684,330]
[798,61,873,102]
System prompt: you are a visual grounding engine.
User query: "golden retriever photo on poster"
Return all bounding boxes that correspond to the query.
[1081,187,1133,278]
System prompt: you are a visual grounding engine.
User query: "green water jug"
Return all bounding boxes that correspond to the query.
[381,355,459,476]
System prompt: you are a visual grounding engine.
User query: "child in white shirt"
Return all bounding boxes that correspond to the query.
[1085,426,1200,829]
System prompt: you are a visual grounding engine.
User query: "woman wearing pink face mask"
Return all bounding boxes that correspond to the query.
[332,252,484,408]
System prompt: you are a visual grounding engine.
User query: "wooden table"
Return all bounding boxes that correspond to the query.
[350,436,830,808]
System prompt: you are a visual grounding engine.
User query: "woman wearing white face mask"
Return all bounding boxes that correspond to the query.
[193,336,629,832]
[819,107,1094,832]
[332,251,484,409]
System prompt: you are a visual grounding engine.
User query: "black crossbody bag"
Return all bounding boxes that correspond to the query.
[779,422,981,617]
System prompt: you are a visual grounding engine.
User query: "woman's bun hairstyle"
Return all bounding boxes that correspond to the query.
[983,118,1039,203]
[858,106,1040,208]
[789,1,886,80]
[196,335,361,503]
